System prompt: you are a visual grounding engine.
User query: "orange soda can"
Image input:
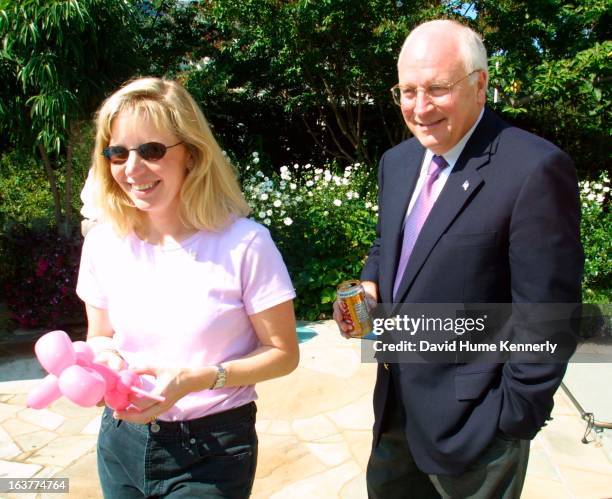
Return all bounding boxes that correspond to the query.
[337,279,373,338]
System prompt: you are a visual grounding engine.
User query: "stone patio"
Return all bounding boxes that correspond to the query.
[0,320,611,498]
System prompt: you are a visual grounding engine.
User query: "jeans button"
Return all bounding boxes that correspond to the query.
[150,422,160,433]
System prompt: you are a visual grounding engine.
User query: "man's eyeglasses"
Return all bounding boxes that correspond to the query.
[102,141,183,164]
[390,70,481,106]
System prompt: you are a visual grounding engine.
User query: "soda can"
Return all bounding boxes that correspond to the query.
[337,279,373,338]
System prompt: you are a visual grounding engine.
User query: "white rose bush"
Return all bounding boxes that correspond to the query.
[240,157,378,319]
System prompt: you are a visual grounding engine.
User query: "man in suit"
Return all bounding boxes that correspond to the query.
[333,19,583,498]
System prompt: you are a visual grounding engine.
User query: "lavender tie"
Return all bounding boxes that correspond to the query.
[393,155,448,299]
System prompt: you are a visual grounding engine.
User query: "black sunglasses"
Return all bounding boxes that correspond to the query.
[102,141,183,164]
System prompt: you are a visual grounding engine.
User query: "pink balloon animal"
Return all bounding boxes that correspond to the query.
[27,330,165,411]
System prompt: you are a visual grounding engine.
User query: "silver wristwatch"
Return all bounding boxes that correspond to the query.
[211,364,227,390]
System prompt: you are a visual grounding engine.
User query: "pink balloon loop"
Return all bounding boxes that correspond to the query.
[34,330,76,375]
[27,374,61,409]
[59,365,105,407]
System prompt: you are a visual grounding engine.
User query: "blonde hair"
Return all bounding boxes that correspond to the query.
[91,77,250,236]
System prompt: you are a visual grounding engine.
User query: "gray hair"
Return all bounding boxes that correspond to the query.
[400,20,488,84]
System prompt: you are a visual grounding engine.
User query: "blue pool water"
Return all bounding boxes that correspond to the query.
[296,326,317,343]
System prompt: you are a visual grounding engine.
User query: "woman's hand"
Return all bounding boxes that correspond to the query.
[112,365,216,424]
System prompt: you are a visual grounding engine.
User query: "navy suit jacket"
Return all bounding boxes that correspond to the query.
[361,107,583,475]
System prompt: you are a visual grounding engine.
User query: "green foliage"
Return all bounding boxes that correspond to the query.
[0,0,141,153]
[579,172,611,303]
[241,157,377,319]
[477,0,610,176]
[183,0,448,164]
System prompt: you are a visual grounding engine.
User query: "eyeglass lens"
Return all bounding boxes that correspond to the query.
[102,142,176,163]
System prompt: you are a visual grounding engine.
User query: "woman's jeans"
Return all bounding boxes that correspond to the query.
[97,402,258,498]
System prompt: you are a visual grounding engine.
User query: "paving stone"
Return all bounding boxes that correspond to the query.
[559,465,612,498]
[268,461,361,499]
[253,442,327,498]
[13,430,57,454]
[264,419,294,436]
[0,402,20,422]
[81,415,102,436]
[26,435,97,467]
[56,447,102,499]
[0,379,40,394]
[292,414,338,441]
[0,459,42,478]
[305,434,352,467]
[1,418,42,437]
[325,394,374,431]
[18,408,65,431]
[339,472,368,499]
[299,345,361,379]
[540,414,612,475]
[522,476,572,499]
[0,424,21,459]
[342,430,372,471]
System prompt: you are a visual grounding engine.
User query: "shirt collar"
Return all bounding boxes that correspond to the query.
[424,107,485,170]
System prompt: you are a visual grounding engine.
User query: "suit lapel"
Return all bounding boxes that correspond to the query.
[393,108,501,302]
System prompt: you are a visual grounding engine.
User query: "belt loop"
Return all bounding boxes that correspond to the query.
[180,421,190,451]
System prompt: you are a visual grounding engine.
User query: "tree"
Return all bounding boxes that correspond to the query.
[0,0,143,235]
[182,0,448,165]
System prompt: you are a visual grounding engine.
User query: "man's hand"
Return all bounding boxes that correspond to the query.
[333,280,379,339]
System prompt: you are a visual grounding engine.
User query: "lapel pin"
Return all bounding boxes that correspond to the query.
[462,180,469,191]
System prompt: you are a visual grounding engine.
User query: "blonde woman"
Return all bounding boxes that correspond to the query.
[77,77,298,498]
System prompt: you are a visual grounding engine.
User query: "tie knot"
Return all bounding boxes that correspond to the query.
[428,155,447,176]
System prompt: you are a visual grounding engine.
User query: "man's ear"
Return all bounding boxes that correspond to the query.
[476,70,488,106]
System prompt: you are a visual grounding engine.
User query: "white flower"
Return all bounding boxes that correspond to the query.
[273,200,282,208]
[596,194,605,203]
[594,183,603,190]
[306,180,314,187]
[253,157,260,164]
[333,199,342,206]
[308,192,313,197]
[365,201,372,209]
[347,192,353,200]
[290,183,297,190]
[267,209,273,216]
[258,211,266,218]
[260,193,269,201]
[264,218,271,225]
[296,196,303,202]
[304,163,311,169]
[603,186,610,193]
[294,163,300,169]
[252,151,259,157]
[372,205,379,212]
[587,193,595,201]
[256,171,264,178]
[283,217,293,226]
[396,1,403,7]
[352,192,360,199]
[315,168,323,175]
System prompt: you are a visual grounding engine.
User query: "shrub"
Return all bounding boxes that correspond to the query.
[580,172,611,303]
[1,224,83,329]
[241,154,378,320]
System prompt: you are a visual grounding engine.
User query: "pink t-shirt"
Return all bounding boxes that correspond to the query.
[76,218,296,421]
